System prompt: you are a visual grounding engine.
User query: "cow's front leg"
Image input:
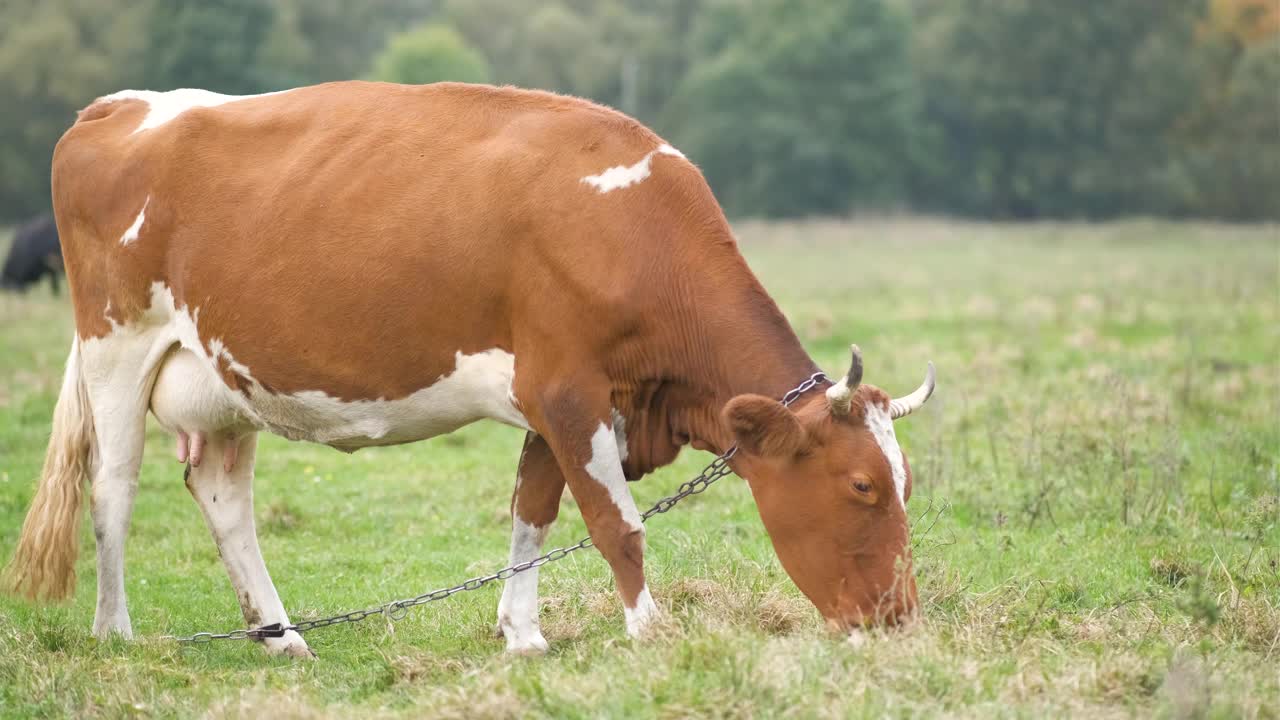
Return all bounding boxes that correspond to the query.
[184,433,312,658]
[525,383,658,639]
[496,432,565,653]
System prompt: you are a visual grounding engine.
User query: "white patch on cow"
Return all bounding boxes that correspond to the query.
[497,516,552,654]
[585,422,642,531]
[100,282,529,450]
[625,585,658,637]
[100,88,288,134]
[205,337,256,383]
[611,408,629,463]
[119,196,149,246]
[864,400,907,506]
[260,349,530,448]
[656,143,684,159]
[581,143,685,194]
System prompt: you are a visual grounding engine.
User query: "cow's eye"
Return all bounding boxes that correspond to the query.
[852,479,872,493]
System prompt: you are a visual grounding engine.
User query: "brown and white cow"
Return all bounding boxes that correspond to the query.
[6,82,935,657]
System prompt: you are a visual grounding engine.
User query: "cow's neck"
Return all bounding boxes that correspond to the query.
[613,241,824,476]
[675,281,822,454]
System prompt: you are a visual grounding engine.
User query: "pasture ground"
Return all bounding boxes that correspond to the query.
[0,219,1277,719]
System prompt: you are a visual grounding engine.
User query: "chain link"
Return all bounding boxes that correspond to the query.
[166,372,828,644]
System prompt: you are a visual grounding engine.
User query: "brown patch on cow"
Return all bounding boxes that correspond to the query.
[239,591,264,629]
[230,371,254,397]
[512,434,564,527]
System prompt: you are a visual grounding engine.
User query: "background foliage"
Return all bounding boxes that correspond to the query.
[0,0,1276,221]
[369,25,491,87]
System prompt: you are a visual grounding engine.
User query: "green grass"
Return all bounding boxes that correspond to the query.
[1,219,1277,718]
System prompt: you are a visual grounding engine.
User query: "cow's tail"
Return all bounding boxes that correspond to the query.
[6,337,95,601]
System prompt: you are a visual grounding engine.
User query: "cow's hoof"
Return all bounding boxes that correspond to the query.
[505,632,549,655]
[92,623,134,641]
[264,630,315,659]
[498,621,549,655]
[92,613,134,640]
[624,587,660,639]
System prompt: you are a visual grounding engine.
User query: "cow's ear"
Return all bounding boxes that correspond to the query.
[723,395,807,458]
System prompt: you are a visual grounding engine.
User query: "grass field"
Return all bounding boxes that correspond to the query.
[0,219,1277,718]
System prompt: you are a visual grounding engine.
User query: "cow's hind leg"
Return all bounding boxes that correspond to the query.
[497,432,565,653]
[88,397,142,638]
[81,333,172,638]
[185,433,312,658]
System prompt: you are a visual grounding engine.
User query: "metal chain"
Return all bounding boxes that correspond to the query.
[167,371,828,644]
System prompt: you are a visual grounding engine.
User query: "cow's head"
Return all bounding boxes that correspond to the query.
[725,345,934,638]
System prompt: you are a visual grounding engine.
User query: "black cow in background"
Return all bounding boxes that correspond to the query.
[2,214,63,294]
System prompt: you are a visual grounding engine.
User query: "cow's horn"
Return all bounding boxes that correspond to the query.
[889,362,936,419]
[825,344,863,416]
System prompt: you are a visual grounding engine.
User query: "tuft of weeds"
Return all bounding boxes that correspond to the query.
[1176,574,1221,627]
[1150,555,1199,588]
[1244,494,1278,542]
[383,650,472,687]
[33,622,77,654]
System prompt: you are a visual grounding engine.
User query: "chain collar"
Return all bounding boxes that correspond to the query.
[166,371,828,644]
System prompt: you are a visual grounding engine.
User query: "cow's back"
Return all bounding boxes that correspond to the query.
[53,82,698,410]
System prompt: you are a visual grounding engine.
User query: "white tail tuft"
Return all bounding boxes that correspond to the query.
[5,338,95,601]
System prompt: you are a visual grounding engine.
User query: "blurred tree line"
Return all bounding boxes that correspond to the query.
[0,0,1276,221]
